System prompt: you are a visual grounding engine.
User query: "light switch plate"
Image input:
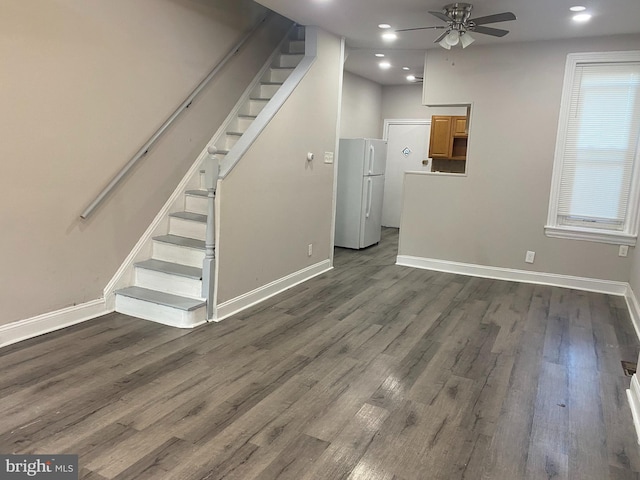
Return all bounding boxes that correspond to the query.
[324,152,334,164]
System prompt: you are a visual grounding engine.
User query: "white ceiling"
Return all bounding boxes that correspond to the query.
[255,0,640,85]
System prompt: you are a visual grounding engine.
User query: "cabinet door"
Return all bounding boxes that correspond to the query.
[428,116,453,158]
[453,116,467,136]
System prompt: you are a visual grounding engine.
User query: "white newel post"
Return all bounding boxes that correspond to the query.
[202,146,219,321]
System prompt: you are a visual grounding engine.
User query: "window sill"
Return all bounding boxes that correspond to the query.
[544,225,636,246]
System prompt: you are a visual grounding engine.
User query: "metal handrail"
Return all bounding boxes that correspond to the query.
[80,13,270,220]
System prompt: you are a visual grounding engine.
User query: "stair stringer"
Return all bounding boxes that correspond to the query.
[103,24,314,325]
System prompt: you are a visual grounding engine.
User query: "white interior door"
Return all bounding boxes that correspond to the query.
[382,121,431,228]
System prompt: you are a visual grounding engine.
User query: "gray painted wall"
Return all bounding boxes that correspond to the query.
[399,34,640,281]
[381,84,466,121]
[340,72,383,138]
[216,28,343,303]
[0,0,289,326]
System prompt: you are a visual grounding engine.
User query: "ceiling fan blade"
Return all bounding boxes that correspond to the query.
[429,10,453,23]
[396,25,447,32]
[469,12,516,26]
[472,25,510,37]
[434,30,450,43]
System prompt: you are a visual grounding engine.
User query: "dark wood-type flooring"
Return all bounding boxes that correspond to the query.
[1,228,640,479]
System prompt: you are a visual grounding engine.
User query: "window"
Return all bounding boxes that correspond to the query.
[546,51,640,246]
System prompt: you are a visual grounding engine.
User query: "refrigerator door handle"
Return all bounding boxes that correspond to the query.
[365,177,373,218]
[368,144,375,175]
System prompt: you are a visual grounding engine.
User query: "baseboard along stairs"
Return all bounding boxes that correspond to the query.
[114,26,306,328]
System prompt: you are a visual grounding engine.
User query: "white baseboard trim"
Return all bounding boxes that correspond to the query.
[627,374,640,445]
[624,285,640,342]
[396,255,629,296]
[216,260,332,322]
[0,299,110,350]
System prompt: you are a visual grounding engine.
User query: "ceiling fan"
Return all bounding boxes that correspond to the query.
[397,3,516,49]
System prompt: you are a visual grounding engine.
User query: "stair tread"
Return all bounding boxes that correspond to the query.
[185,189,208,197]
[135,259,202,279]
[153,234,205,250]
[116,286,205,311]
[169,211,207,223]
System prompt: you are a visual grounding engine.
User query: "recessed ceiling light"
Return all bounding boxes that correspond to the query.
[570,5,586,11]
[573,12,592,22]
[378,23,392,29]
[407,75,416,81]
[402,67,410,71]
[379,61,391,69]
[382,32,398,42]
[375,53,385,57]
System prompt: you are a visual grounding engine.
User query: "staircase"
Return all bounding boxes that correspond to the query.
[114,26,306,328]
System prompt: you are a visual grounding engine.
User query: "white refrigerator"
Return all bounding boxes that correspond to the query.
[335,138,387,249]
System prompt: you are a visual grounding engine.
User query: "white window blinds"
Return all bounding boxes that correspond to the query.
[557,62,640,230]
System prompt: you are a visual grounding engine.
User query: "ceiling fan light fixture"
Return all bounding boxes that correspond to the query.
[569,5,586,12]
[407,75,417,81]
[439,37,452,49]
[382,32,398,41]
[445,30,460,46]
[460,32,475,48]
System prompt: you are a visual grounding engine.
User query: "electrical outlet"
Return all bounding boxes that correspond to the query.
[525,251,535,263]
[308,244,313,256]
[619,245,629,257]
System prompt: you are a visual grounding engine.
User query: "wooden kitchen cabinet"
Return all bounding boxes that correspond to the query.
[428,115,468,160]
[429,115,468,173]
[428,116,453,158]
[452,116,467,136]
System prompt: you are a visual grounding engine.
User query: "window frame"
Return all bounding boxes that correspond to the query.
[545,51,640,246]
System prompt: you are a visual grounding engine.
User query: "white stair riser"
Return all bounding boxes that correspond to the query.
[135,267,203,298]
[225,134,241,150]
[116,295,206,329]
[268,68,294,83]
[153,241,204,268]
[286,40,305,54]
[259,84,280,98]
[185,195,208,215]
[243,99,268,116]
[230,117,254,134]
[276,54,303,68]
[169,217,206,241]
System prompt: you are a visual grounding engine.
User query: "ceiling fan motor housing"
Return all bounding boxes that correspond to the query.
[443,3,473,25]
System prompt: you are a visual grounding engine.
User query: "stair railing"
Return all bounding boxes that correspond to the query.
[202,146,219,320]
[80,13,270,220]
